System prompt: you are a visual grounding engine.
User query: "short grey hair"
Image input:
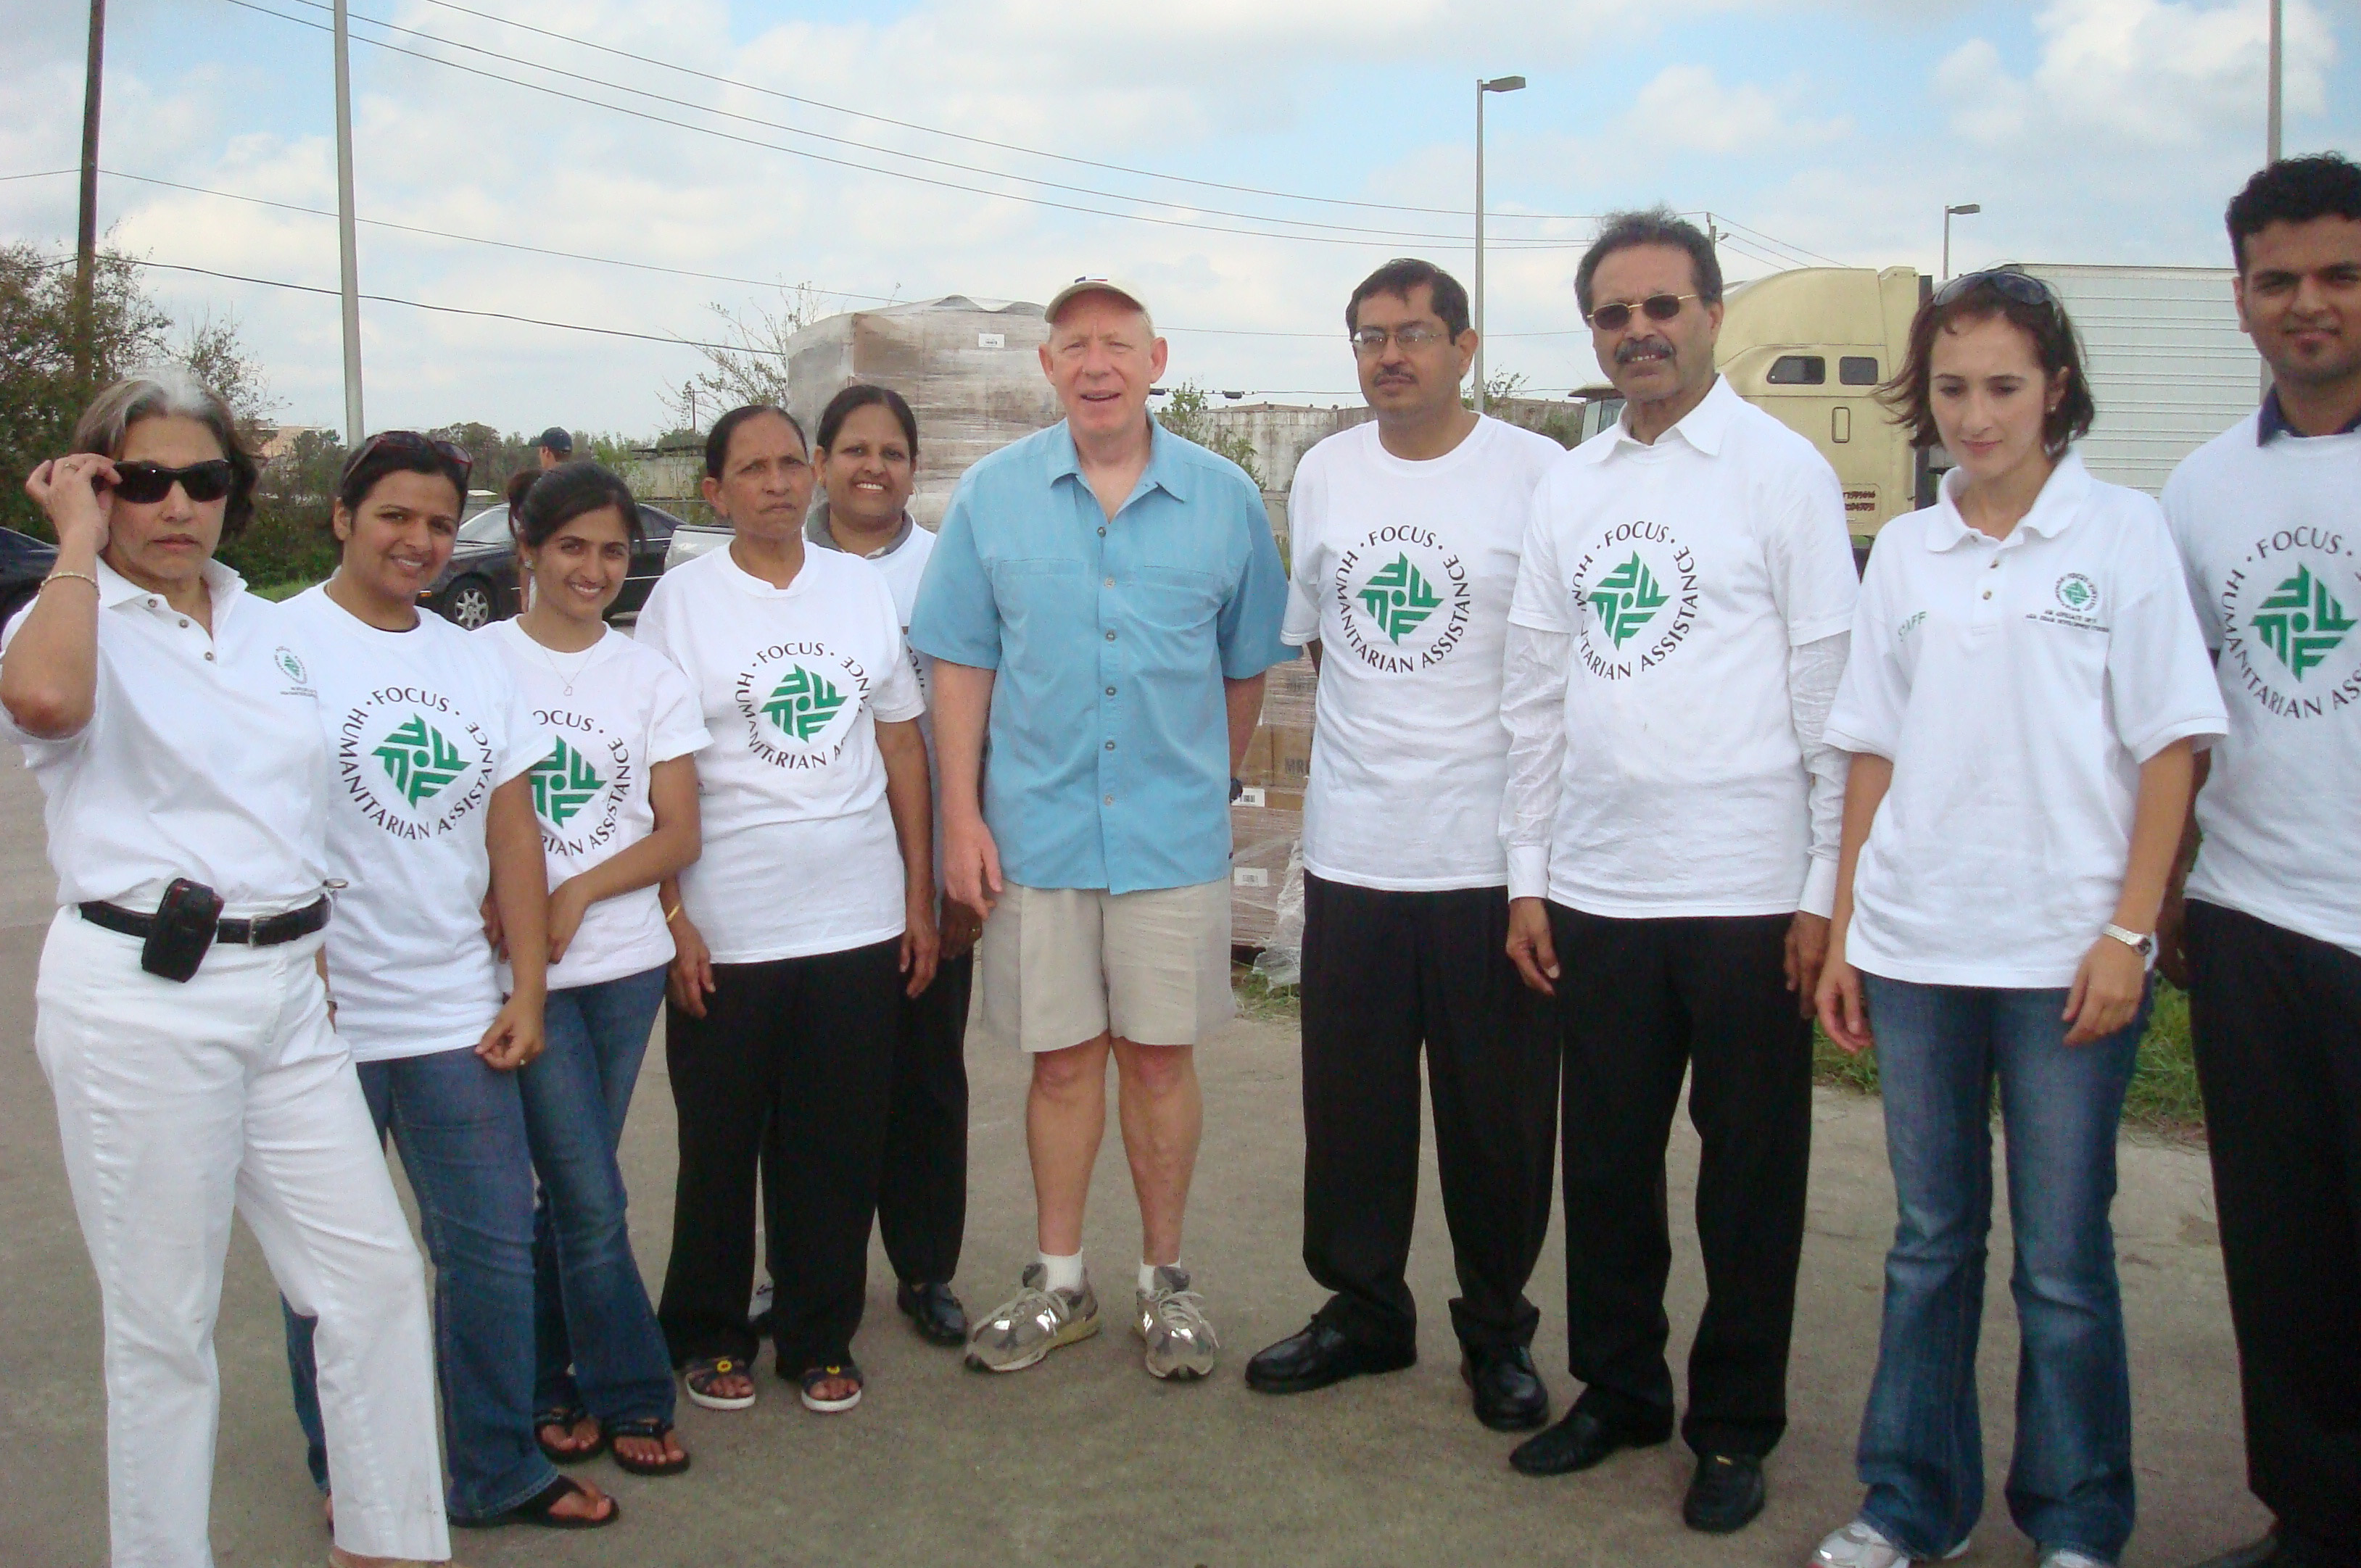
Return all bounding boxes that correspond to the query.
[69,366,260,534]
[1574,206,1724,319]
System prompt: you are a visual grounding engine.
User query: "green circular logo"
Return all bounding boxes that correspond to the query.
[274,646,307,683]
[2055,573,2100,614]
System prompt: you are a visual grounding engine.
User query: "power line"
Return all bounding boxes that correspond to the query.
[241,0,1592,249]
[410,0,1600,223]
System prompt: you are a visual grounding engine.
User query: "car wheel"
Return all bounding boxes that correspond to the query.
[442,577,497,629]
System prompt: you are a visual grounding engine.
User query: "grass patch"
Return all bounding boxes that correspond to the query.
[249,578,320,602]
[1813,979,2206,1140]
[1231,966,1300,1023]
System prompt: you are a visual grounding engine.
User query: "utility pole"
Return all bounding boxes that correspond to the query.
[1473,74,1524,413]
[334,0,365,444]
[2267,0,2283,165]
[74,0,106,389]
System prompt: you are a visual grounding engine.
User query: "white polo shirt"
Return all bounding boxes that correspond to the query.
[2,558,329,916]
[1282,415,1563,891]
[1826,454,2226,988]
[636,543,927,964]
[1506,376,1858,917]
[478,621,711,990]
[2165,412,2361,954]
[281,586,550,1062]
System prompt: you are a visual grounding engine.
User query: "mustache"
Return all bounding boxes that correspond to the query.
[1614,336,1675,365]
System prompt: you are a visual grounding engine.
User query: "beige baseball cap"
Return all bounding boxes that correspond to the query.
[1043,275,1152,325]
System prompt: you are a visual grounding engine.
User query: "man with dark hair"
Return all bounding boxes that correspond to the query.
[1499,207,1855,1534]
[536,426,574,470]
[2159,152,2361,1568]
[1244,260,1562,1427]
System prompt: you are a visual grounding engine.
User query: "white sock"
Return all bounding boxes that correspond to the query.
[1038,1250,1086,1293]
[1140,1260,1175,1293]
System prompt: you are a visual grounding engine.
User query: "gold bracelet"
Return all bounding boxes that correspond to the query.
[41,570,100,594]
[663,903,683,924]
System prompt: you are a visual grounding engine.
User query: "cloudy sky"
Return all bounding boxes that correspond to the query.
[1,0,2353,437]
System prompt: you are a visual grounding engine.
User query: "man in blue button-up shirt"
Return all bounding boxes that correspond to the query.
[911,277,1291,1380]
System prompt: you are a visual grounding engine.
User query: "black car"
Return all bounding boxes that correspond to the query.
[426,505,682,629]
[0,526,61,626]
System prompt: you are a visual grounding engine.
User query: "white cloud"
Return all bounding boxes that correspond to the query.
[1624,63,1851,154]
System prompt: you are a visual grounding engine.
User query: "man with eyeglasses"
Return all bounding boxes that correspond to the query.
[1243,259,1563,1430]
[1498,207,1856,1535]
[911,277,1291,1382]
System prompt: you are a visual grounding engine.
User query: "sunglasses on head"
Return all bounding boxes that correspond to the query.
[104,459,236,505]
[1932,267,2059,312]
[1584,292,1698,331]
[344,430,475,488]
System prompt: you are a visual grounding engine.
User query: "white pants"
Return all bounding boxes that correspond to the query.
[34,908,447,1567]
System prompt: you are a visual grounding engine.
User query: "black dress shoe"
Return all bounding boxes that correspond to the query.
[2186,1535,2297,1568]
[1682,1453,1766,1534]
[1459,1346,1550,1432]
[1244,1321,1416,1393]
[896,1280,968,1346]
[1508,1406,1673,1477]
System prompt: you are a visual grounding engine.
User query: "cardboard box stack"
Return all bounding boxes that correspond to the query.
[1231,656,1316,951]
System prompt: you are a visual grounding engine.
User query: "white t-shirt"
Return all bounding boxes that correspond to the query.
[1827,455,2228,987]
[1507,376,1859,916]
[476,621,710,990]
[636,544,927,964]
[811,512,946,887]
[3,560,329,917]
[280,586,550,1061]
[1281,415,1563,890]
[2165,414,2361,954]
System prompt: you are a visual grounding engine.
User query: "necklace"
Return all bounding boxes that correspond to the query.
[520,623,603,697]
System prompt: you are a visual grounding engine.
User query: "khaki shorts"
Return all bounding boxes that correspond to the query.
[979,879,1233,1053]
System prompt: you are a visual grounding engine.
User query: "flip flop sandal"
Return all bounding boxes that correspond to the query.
[799,1361,863,1414]
[684,1356,756,1411]
[534,1405,605,1464]
[607,1415,692,1477]
[451,1472,619,1531]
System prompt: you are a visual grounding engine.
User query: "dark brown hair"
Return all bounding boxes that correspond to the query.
[516,460,641,547]
[1879,274,2096,457]
[1347,258,1471,339]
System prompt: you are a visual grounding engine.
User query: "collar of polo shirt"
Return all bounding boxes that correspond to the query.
[1574,374,1743,464]
[1924,449,2093,551]
[94,552,246,613]
[1044,416,1197,505]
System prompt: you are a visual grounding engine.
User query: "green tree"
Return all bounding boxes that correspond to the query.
[0,244,170,538]
[1154,382,1263,486]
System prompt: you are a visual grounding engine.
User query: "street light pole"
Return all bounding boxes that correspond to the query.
[1942,202,1981,281]
[334,0,365,444]
[1473,74,1524,414]
[2267,0,2283,165]
[74,0,106,389]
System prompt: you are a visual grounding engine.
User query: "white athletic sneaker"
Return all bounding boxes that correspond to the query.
[2039,1553,2113,1568]
[1810,1519,1971,1568]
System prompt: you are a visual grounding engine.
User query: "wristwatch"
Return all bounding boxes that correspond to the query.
[2101,924,2156,961]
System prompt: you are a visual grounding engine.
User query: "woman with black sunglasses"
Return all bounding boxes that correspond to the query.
[275,431,619,1534]
[1,375,453,1567]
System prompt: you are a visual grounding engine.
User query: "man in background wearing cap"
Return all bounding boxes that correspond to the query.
[536,427,574,469]
[911,278,1291,1381]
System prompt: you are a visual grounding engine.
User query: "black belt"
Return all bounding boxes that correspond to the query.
[79,896,330,947]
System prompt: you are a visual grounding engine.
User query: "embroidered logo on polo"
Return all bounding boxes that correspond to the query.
[1332,527,1473,673]
[734,640,871,768]
[2029,570,2108,632]
[334,686,495,840]
[273,646,307,684]
[2216,527,2361,721]
[531,706,634,856]
[2056,573,2100,614]
[1568,520,1699,681]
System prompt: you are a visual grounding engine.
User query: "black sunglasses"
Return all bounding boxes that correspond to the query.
[342,430,476,489]
[104,459,236,505]
[1584,292,1698,331]
[1932,267,2059,312]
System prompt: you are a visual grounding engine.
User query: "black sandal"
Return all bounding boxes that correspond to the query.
[799,1360,864,1413]
[608,1414,692,1477]
[534,1405,606,1464]
[452,1472,619,1531]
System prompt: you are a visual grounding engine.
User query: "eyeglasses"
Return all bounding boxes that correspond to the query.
[342,430,475,489]
[1349,323,1451,356]
[1584,293,1698,331]
[1932,268,2059,312]
[104,459,236,505]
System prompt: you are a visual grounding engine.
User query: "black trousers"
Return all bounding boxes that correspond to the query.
[2186,900,2361,1559]
[1549,903,1811,1458]
[875,950,973,1286]
[1299,874,1559,1356]
[657,938,900,1371]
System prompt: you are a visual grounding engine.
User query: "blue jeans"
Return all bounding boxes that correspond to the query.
[284,1045,557,1522]
[1854,976,2147,1564]
[523,967,673,1425]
